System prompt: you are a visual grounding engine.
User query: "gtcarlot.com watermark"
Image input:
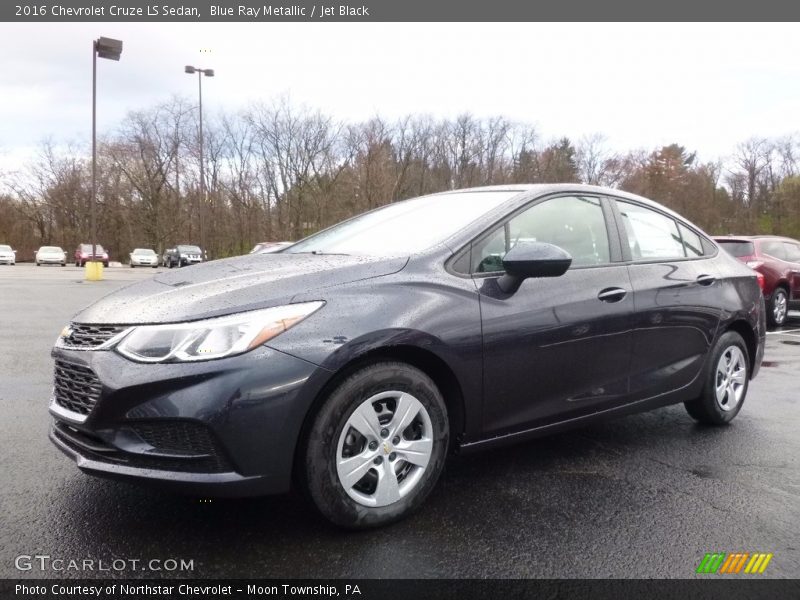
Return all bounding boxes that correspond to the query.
[15,554,194,573]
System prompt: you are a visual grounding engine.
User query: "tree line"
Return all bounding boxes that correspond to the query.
[2,96,799,261]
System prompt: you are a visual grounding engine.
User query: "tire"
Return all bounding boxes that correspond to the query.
[151,265,157,269]
[130,263,135,268]
[767,287,788,328]
[684,330,750,425]
[302,362,449,529]
[36,262,40,267]
[61,263,65,267]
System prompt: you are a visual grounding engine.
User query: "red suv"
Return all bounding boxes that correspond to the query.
[74,243,109,267]
[715,235,800,327]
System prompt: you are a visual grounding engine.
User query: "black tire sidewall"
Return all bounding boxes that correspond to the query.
[304,362,449,529]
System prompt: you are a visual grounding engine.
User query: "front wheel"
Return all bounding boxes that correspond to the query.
[302,362,449,529]
[684,330,749,425]
[768,287,788,328]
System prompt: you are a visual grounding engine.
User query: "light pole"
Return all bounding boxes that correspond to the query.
[89,36,122,280]
[184,65,214,256]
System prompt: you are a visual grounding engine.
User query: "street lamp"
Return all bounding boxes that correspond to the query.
[89,36,122,280]
[185,65,214,256]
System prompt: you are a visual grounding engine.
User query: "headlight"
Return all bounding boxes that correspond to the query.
[115,301,324,363]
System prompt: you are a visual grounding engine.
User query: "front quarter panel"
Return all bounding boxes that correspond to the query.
[268,264,483,439]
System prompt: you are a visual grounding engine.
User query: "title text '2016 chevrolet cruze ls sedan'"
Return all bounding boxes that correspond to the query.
[49,185,764,528]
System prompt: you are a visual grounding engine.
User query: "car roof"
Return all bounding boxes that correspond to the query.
[435,183,690,213]
[714,235,798,243]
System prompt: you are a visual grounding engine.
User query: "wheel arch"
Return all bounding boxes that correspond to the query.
[725,319,758,377]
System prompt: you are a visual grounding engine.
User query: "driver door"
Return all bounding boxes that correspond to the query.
[475,194,634,438]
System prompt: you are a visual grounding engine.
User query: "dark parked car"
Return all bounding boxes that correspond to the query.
[49,185,764,528]
[715,235,800,327]
[164,244,204,268]
[75,243,109,267]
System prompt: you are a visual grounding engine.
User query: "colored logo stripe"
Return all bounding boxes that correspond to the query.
[697,553,726,573]
[697,552,773,574]
[744,553,773,574]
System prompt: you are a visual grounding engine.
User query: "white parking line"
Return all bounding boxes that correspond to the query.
[766,328,800,335]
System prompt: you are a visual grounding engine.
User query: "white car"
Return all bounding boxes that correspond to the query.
[0,244,15,265]
[129,248,159,268]
[35,246,67,266]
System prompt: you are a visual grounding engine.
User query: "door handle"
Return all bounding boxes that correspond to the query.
[597,287,627,303]
[696,274,716,286]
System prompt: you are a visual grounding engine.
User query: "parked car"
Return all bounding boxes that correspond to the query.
[129,248,159,268]
[715,235,800,327]
[35,246,66,266]
[75,244,109,267]
[0,244,16,265]
[249,241,293,254]
[164,244,203,268]
[49,184,764,529]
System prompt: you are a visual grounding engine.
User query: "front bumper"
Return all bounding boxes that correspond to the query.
[38,257,65,263]
[48,344,329,496]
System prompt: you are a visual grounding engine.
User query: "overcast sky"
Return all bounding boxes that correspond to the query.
[1,22,799,172]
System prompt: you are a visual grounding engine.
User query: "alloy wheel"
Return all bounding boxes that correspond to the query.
[714,346,747,411]
[336,391,433,507]
[773,290,788,325]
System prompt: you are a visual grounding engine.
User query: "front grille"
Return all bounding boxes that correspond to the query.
[64,323,127,348]
[53,360,101,416]
[130,421,220,457]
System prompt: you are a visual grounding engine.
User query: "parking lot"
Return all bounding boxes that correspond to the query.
[1,263,798,579]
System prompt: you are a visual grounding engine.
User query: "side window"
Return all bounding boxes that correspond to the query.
[617,201,684,260]
[783,242,800,262]
[678,223,704,258]
[472,195,610,273]
[761,241,787,260]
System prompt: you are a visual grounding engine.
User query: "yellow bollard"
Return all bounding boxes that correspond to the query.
[84,261,104,281]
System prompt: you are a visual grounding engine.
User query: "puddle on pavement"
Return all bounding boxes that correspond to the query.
[761,361,779,367]
[781,340,800,346]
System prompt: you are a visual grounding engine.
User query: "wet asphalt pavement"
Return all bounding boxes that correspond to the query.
[1,264,798,579]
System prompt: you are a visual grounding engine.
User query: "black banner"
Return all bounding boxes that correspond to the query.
[3,579,800,600]
[4,0,800,22]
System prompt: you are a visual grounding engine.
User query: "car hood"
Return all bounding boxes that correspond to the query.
[73,253,408,325]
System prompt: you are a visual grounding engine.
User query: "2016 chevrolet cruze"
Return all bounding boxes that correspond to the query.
[50,184,765,528]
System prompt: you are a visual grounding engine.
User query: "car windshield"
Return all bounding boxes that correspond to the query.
[82,245,105,252]
[133,249,156,255]
[41,247,62,252]
[718,240,755,257]
[178,246,201,253]
[0,245,11,251]
[286,190,521,257]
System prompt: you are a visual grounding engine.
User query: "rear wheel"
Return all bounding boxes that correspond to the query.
[303,362,449,529]
[684,330,749,425]
[768,287,788,328]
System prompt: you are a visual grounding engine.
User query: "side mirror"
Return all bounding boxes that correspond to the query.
[498,241,572,293]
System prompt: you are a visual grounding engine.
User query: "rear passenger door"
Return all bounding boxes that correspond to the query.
[610,198,722,400]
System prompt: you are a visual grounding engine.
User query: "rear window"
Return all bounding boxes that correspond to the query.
[717,241,754,257]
